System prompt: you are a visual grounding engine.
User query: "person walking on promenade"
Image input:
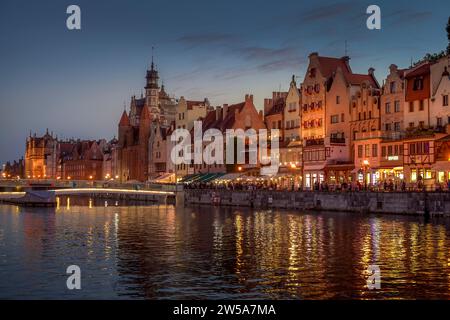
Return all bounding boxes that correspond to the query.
[401,180,406,192]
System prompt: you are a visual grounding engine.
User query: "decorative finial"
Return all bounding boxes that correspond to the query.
[151,46,155,69]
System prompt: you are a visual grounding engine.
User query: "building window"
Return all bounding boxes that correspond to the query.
[372,144,378,157]
[419,121,425,128]
[411,169,417,182]
[336,96,340,104]
[358,145,363,158]
[419,100,424,111]
[365,144,370,157]
[437,117,443,127]
[409,122,414,128]
[390,81,396,93]
[381,146,386,157]
[394,100,400,112]
[331,115,339,124]
[443,95,449,106]
[409,102,414,112]
[385,102,391,114]
[341,113,344,122]
[385,123,392,131]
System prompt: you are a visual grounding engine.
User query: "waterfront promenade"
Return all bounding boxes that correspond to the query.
[185,188,450,216]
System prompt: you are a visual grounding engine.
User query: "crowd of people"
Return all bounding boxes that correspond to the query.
[184,178,450,192]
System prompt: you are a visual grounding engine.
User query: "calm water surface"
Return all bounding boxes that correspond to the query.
[1,197,450,299]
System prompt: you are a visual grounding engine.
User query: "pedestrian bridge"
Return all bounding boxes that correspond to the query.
[0,188,176,205]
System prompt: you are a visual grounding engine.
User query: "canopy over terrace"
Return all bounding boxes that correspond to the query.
[182,173,225,184]
[150,172,175,183]
[212,173,245,183]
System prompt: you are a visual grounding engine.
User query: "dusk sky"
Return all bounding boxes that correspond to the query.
[1,0,449,164]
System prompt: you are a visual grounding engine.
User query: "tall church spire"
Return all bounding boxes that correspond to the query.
[145,50,160,109]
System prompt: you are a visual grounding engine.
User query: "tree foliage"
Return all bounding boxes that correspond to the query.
[414,17,450,66]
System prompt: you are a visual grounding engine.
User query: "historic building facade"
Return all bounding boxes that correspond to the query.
[25,130,59,179]
[117,60,177,182]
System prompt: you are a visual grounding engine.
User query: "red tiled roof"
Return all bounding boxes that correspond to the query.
[405,63,431,78]
[316,55,379,88]
[187,100,206,110]
[346,73,378,87]
[119,110,130,126]
[265,98,285,116]
[317,56,352,78]
[220,102,245,130]
[140,105,151,121]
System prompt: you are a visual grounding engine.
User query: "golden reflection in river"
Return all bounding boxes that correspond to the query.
[3,202,450,299]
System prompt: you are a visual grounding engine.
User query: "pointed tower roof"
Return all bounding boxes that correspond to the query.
[140,105,152,122]
[119,110,130,126]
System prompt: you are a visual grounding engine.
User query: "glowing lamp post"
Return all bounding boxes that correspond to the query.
[362,159,370,190]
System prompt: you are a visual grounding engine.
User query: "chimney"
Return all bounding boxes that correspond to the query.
[259,110,263,120]
[223,104,229,118]
[215,106,222,121]
[245,94,249,101]
[264,98,273,116]
[368,67,375,75]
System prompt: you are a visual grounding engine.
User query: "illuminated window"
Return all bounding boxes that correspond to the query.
[438,171,445,183]
[425,169,432,179]
[411,170,417,182]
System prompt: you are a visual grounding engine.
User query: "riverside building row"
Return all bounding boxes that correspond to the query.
[5,53,449,190]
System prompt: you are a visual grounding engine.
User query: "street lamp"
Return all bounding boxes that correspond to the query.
[362,159,370,190]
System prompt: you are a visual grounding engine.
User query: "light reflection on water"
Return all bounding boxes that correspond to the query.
[0,197,450,299]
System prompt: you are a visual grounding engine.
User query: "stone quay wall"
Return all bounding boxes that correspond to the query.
[184,189,450,216]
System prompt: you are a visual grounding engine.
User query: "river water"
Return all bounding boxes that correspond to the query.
[1,197,450,299]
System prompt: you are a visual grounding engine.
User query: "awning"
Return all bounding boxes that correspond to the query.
[179,173,201,183]
[213,173,244,182]
[188,172,225,183]
[152,173,175,183]
[325,164,355,171]
[303,164,325,171]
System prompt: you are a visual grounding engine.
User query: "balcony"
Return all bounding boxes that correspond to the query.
[305,138,324,147]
